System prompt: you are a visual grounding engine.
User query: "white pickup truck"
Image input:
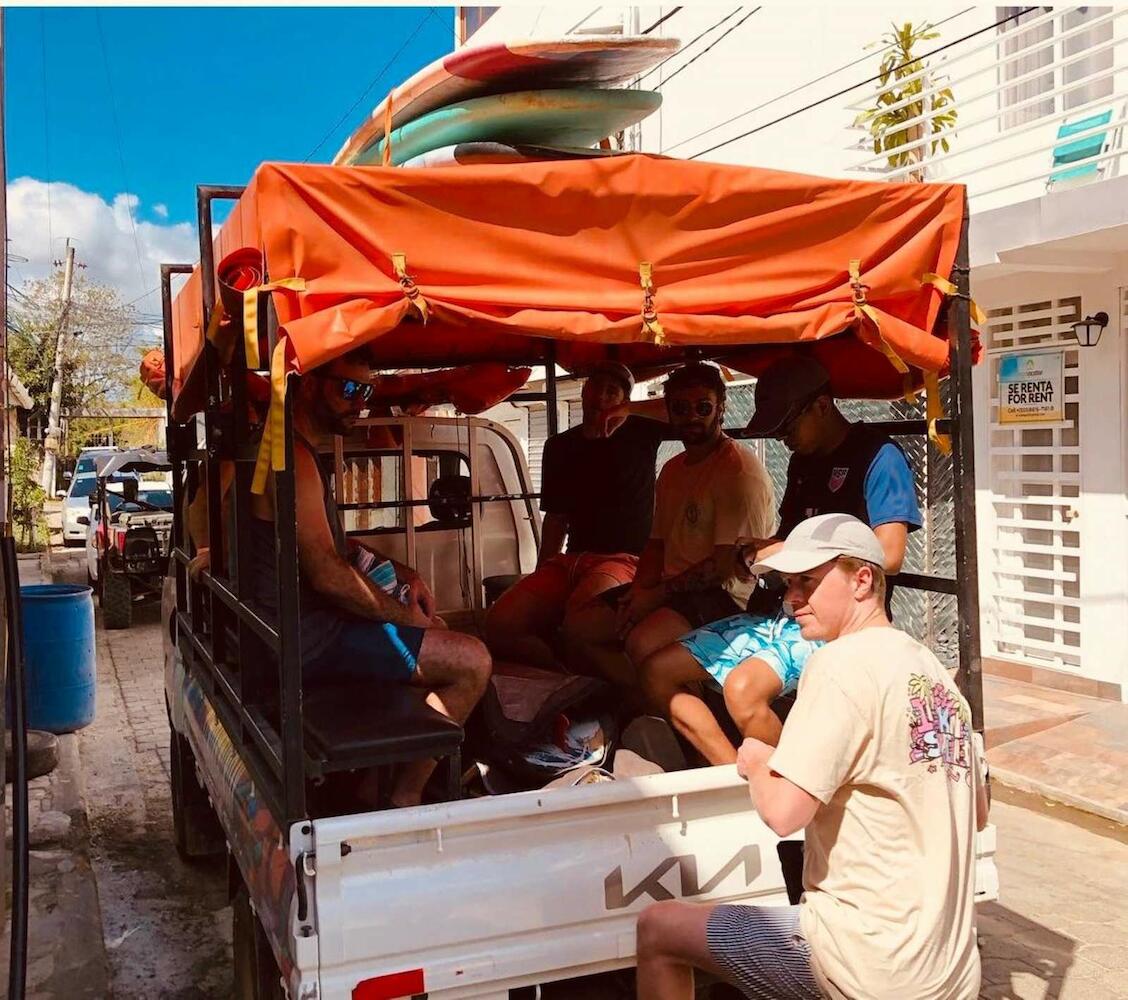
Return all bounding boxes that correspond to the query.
[164,414,998,1000]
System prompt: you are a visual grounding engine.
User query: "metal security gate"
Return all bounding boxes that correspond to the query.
[982,296,1083,672]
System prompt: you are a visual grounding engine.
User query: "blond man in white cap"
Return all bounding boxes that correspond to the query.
[635,513,988,1000]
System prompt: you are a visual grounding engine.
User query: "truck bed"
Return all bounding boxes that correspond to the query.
[295,768,998,999]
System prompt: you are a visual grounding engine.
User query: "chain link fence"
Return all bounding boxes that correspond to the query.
[657,383,961,668]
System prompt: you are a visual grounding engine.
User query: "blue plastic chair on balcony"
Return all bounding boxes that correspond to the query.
[1047,109,1115,189]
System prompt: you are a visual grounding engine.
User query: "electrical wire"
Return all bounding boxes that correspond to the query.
[305,7,443,162]
[657,7,761,91]
[688,5,1038,160]
[664,6,976,154]
[637,7,743,85]
[94,10,148,298]
[642,7,682,35]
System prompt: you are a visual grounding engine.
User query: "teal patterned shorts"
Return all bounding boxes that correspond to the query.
[679,614,822,696]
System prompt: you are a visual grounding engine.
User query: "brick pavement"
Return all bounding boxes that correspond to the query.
[79,600,231,999]
[985,674,1128,826]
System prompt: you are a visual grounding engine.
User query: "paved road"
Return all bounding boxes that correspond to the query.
[55,554,232,999]
[58,548,1128,998]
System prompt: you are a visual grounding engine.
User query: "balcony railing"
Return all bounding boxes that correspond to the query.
[847,6,1128,209]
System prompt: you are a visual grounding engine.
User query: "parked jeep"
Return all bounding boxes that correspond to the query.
[88,449,174,630]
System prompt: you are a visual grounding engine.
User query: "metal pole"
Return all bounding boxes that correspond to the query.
[0,6,8,529]
[275,389,306,825]
[40,241,75,492]
[949,201,984,730]
[545,341,559,437]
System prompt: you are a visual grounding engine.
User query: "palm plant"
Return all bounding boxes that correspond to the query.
[855,22,957,182]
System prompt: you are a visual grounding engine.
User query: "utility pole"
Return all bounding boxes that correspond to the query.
[39,240,75,493]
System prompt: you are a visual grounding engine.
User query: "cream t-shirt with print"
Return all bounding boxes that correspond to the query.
[651,437,775,604]
[769,627,981,1000]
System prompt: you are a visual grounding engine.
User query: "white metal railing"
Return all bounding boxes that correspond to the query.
[847,6,1128,207]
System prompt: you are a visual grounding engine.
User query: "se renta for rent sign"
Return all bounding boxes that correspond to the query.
[998,350,1065,424]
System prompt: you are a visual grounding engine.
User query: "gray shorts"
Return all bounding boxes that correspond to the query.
[706,904,822,999]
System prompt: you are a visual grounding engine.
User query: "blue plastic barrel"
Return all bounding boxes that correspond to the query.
[19,584,97,733]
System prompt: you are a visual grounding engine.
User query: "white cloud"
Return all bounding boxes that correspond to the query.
[6,178,198,322]
[153,203,169,219]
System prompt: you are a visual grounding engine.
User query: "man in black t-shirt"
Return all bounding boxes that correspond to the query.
[484,362,668,671]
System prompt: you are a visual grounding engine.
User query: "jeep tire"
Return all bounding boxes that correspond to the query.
[102,569,133,630]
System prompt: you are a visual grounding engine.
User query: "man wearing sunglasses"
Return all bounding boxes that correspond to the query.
[562,363,774,686]
[248,350,492,808]
[635,356,921,771]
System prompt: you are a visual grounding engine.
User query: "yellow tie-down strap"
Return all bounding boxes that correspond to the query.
[392,252,431,324]
[848,259,916,401]
[639,261,666,344]
[251,340,296,495]
[242,278,307,370]
[922,272,988,328]
[924,368,951,455]
[204,299,236,364]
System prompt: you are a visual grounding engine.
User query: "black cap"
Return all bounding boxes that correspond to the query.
[745,357,831,437]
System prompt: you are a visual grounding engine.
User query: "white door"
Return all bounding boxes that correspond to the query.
[982,296,1082,672]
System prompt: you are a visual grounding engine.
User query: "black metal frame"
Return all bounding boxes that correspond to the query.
[160,186,983,833]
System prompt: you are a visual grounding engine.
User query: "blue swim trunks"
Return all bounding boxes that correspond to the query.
[679,614,822,696]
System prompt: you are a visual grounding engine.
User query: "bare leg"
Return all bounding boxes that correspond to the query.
[391,630,492,807]
[624,607,693,666]
[722,657,786,747]
[638,642,739,766]
[636,901,726,1000]
[484,572,565,671]
[559,601,637,687]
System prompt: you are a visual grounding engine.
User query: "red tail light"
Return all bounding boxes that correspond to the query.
[114,528,127,554]
[352,969,425,1000]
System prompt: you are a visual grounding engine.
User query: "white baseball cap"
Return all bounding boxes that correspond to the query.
[750,513,885,575]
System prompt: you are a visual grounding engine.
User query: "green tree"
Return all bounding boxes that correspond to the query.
[8,272,148,458]
[855,22,957,182]
[10,437,47,551]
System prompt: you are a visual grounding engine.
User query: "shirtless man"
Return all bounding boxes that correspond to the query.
[249,349,491,807]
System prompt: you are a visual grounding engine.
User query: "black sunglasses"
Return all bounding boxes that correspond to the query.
[670,399,716,418]
[323,376,375,404]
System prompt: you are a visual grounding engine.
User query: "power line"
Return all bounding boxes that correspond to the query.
[657,7,761,91]
[689,5,1038,161]
[638,8,743,85]
[642,7,682,35]
[94,10,148,297]
[305,7,442,162]
[664,6,976,155]
[39,11,52,259]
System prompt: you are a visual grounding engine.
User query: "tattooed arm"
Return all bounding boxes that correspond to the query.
[663,544,740,594]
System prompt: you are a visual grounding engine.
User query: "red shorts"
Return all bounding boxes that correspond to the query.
[514,552,639,620]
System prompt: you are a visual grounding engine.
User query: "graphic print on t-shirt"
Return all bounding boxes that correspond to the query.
[827,467,849,493]
[906,675,972,782]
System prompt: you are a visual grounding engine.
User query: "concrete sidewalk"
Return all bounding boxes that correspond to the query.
[985,674,1128,828]
[2,552,110,997]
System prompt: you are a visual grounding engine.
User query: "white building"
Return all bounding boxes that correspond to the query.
[457,5,1128,702]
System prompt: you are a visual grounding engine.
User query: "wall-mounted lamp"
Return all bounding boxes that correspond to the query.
[1072,311,1108,348]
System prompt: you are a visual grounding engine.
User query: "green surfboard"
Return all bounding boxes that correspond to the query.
[353,88,662,168]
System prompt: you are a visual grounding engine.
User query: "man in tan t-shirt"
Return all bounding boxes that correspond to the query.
[561,362,773,686]
[635,514,988,1000]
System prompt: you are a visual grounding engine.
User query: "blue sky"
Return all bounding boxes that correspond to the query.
[5,5,455,311]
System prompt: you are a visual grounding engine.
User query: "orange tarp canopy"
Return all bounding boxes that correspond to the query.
[170,154,968,404]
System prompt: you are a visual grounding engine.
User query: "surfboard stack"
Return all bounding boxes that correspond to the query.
[332,35,679,169]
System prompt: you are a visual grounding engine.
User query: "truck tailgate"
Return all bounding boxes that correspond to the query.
[305,768,998,999]
[308,767,783,998]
